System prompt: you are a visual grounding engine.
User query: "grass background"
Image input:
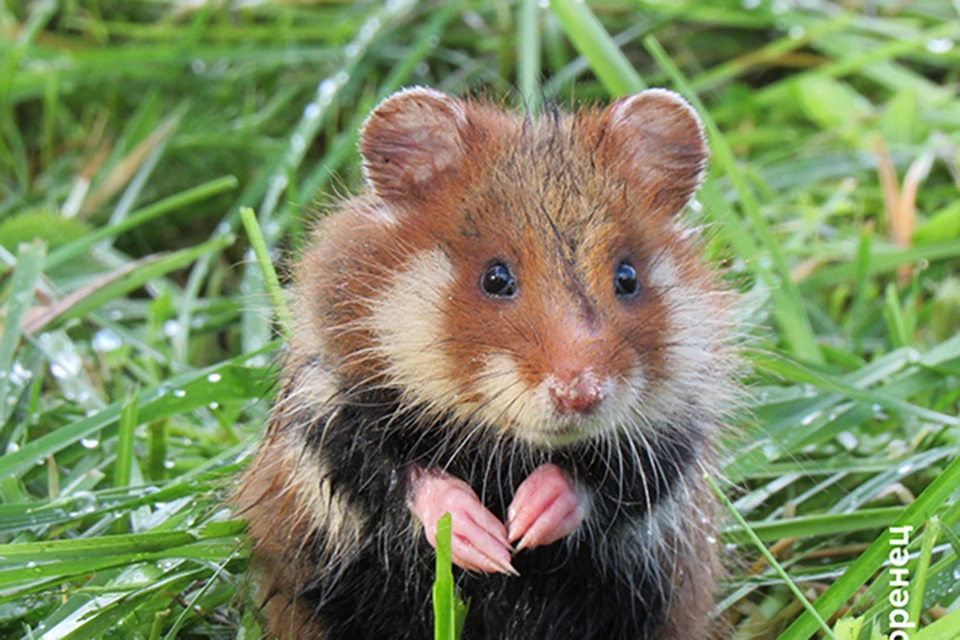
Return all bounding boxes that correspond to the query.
[2,0,960,638]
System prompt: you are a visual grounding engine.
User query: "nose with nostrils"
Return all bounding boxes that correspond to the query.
[545,320,609,415]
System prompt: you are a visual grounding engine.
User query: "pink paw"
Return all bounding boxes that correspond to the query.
[408,466,517,575]
[506,464,585,551]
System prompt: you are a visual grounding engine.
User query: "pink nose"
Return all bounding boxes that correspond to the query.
[549,374,604,414]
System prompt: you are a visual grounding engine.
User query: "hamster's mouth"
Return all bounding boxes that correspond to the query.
[524,414,606,447]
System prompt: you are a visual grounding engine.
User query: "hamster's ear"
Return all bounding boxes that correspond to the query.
[359,87,468,201]
[603,89,708,216]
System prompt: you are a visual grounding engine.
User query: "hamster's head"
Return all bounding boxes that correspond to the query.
[301,87,736,447]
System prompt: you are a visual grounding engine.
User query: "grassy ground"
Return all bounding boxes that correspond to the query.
[1,0,959,638]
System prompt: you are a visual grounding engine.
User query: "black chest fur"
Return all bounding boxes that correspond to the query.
[290,387,702,639]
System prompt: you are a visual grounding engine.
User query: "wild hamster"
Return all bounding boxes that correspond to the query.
[235,86,739,639]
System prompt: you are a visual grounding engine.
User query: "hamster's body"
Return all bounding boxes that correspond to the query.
[236,88,739,639]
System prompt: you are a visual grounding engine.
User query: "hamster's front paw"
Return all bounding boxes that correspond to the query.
[408,465,517,575]
[506,464,586,551]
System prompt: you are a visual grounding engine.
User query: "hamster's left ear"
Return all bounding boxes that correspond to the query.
[359,87,468,203]
[602,89,708,216]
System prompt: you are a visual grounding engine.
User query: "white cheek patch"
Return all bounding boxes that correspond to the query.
[368,249,459,409]
[649,251,707,371]
[472,354,551,436]
[644,246,731,423]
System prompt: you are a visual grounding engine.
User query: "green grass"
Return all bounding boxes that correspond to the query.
[2,1,960,638]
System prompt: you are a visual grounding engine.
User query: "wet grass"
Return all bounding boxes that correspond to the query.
[1,1,959,638]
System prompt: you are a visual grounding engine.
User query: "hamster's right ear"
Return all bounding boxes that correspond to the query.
[359,87,468,202]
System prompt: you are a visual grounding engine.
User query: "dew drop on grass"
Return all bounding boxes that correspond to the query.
[80,437,99,449]
[50,352,82,380]
[209,402,220,410]
[800,410,822,426]
[5,442,19,454]
[164,460,175,470]
[207,373,222,383]
[836,431,858,451]
[898,464,912,476]
[10,361,31,384]
[92,329,122,353]
[771,0,790,13]
[742,0,761,9]
[163,319,182,338]
[926,38,954,54]
[290,133,306,153]
[317,79,337,103]
[173,389,186,398]
[303,103,321,120]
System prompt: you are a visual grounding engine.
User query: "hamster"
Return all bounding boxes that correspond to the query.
[234,87,739,639]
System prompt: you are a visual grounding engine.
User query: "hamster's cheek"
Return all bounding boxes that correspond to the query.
[368,248,460,406]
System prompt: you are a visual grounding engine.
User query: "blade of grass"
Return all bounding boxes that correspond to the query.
[721,507,908,545]
[113,393,138,490]
[548,0,646,96]
[908,517,938,626]
[914,607,960,640]
[0,346,274,480]
[433,512,456,640]
[0,240,45,424]
[239,207,291,336]
[706,471,838,640]
[779,453,960,640]
[46,175,238,269]
[518,0,541,114]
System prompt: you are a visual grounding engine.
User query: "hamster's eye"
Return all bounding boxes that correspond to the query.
[614,262,640,298]
[481,262,517,298]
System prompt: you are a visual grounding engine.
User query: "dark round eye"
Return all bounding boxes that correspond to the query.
[614,262,640,297]
[481,262,517,298]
